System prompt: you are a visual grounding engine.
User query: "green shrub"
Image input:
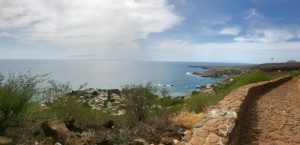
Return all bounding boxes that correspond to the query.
[92,90,99,96]
[121,83,158,122]
[39,80,72,102]
[159,87,170,98]
[227,71,272,90]
[47,97,115,127]
[157,96,183,107]
[0,72,47,131]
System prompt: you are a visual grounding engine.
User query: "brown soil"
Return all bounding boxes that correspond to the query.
[240,77,300,145]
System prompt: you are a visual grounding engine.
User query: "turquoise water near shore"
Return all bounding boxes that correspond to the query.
[0,60,242,96]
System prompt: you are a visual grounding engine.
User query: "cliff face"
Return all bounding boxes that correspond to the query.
[180,76,292,145]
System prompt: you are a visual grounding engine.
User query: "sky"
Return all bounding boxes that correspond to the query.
[0,0,300,63]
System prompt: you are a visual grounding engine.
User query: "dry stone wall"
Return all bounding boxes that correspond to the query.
[181,76,292,145]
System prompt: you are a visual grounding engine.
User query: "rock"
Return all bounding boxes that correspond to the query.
[65,134,82,145]
[64,118,82,133]
[189,136,205,145]
[269,132,283,140]
[84,94,92,98]
[84,88,96,94]
[207,109,226,118]
[290,135,300,143]
[206,84,213,89]
[133,139,150,145]
[224,111,237,119]
[182,131,193,141]
[194,129,209,138]
[0,136,12,145]
[54,142,62,145]
[207,133,219,143]
[160,137,173,145]
[226,123,235,135]
[31,125,43,136]
[41,120,70,143]
[173,139,180,144]
[194,118,210,128]
[274,140,288,145]
[40,137,54,145]
[205,119,219,126]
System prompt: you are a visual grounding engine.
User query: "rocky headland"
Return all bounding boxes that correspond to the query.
[189,65,248,78]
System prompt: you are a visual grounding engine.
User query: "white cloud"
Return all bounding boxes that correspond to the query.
[244,8,263,19]
[219,27,241,35]
[0,0,182,48]
[234,27,300,43]
[0,32,18,38]
[145,39,300,63]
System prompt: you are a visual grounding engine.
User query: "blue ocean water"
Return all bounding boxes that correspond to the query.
[0,60,238,96]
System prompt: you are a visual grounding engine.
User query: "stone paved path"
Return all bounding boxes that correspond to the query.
[240,77,300,145]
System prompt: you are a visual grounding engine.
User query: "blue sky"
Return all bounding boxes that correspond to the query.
[0,0,300,63]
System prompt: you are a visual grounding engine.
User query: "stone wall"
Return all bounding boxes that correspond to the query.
[181,76,292,145]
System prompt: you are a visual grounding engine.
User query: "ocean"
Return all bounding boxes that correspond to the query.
[0,60,240,96]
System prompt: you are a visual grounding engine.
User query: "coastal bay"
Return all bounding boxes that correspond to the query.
[0,60,228,96]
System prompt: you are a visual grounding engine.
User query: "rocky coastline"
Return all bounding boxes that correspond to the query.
[189,65,247,78]
[189,65,246,94]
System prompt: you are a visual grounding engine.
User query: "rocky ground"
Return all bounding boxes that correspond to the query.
[67,88,126,115]
[240,77,300,145]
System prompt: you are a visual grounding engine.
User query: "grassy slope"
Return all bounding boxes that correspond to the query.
[182,70,300,113]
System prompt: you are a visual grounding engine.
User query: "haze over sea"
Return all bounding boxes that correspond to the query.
[0,60,244,96]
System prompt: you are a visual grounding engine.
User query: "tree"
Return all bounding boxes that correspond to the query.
[39,80,72,103]
[159,87,170,98]
[0,72,47,131]
[121,83,158,122]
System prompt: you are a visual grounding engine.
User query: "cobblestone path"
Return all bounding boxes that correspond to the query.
[240,77,300,145]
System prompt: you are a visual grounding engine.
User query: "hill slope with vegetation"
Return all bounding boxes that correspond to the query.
[1,62,300,144]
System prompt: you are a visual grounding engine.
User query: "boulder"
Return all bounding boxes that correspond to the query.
[41,120,70,143]
[0,136,12,145]
[133,139,149,145]
[160,137,173,145]
[207,109,226,118]
[64,118,82,133]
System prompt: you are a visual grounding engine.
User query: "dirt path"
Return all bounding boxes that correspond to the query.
[240,77,300,145]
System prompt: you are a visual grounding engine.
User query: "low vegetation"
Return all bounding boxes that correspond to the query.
[1,67,300,144]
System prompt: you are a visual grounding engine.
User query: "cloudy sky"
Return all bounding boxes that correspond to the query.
[0,0,299,63]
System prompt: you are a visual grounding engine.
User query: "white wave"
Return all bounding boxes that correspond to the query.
[186,72,201,78]
[186,72,193,75]
[157,83,174,87]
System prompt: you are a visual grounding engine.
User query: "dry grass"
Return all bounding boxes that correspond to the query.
[171,110,205,129]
